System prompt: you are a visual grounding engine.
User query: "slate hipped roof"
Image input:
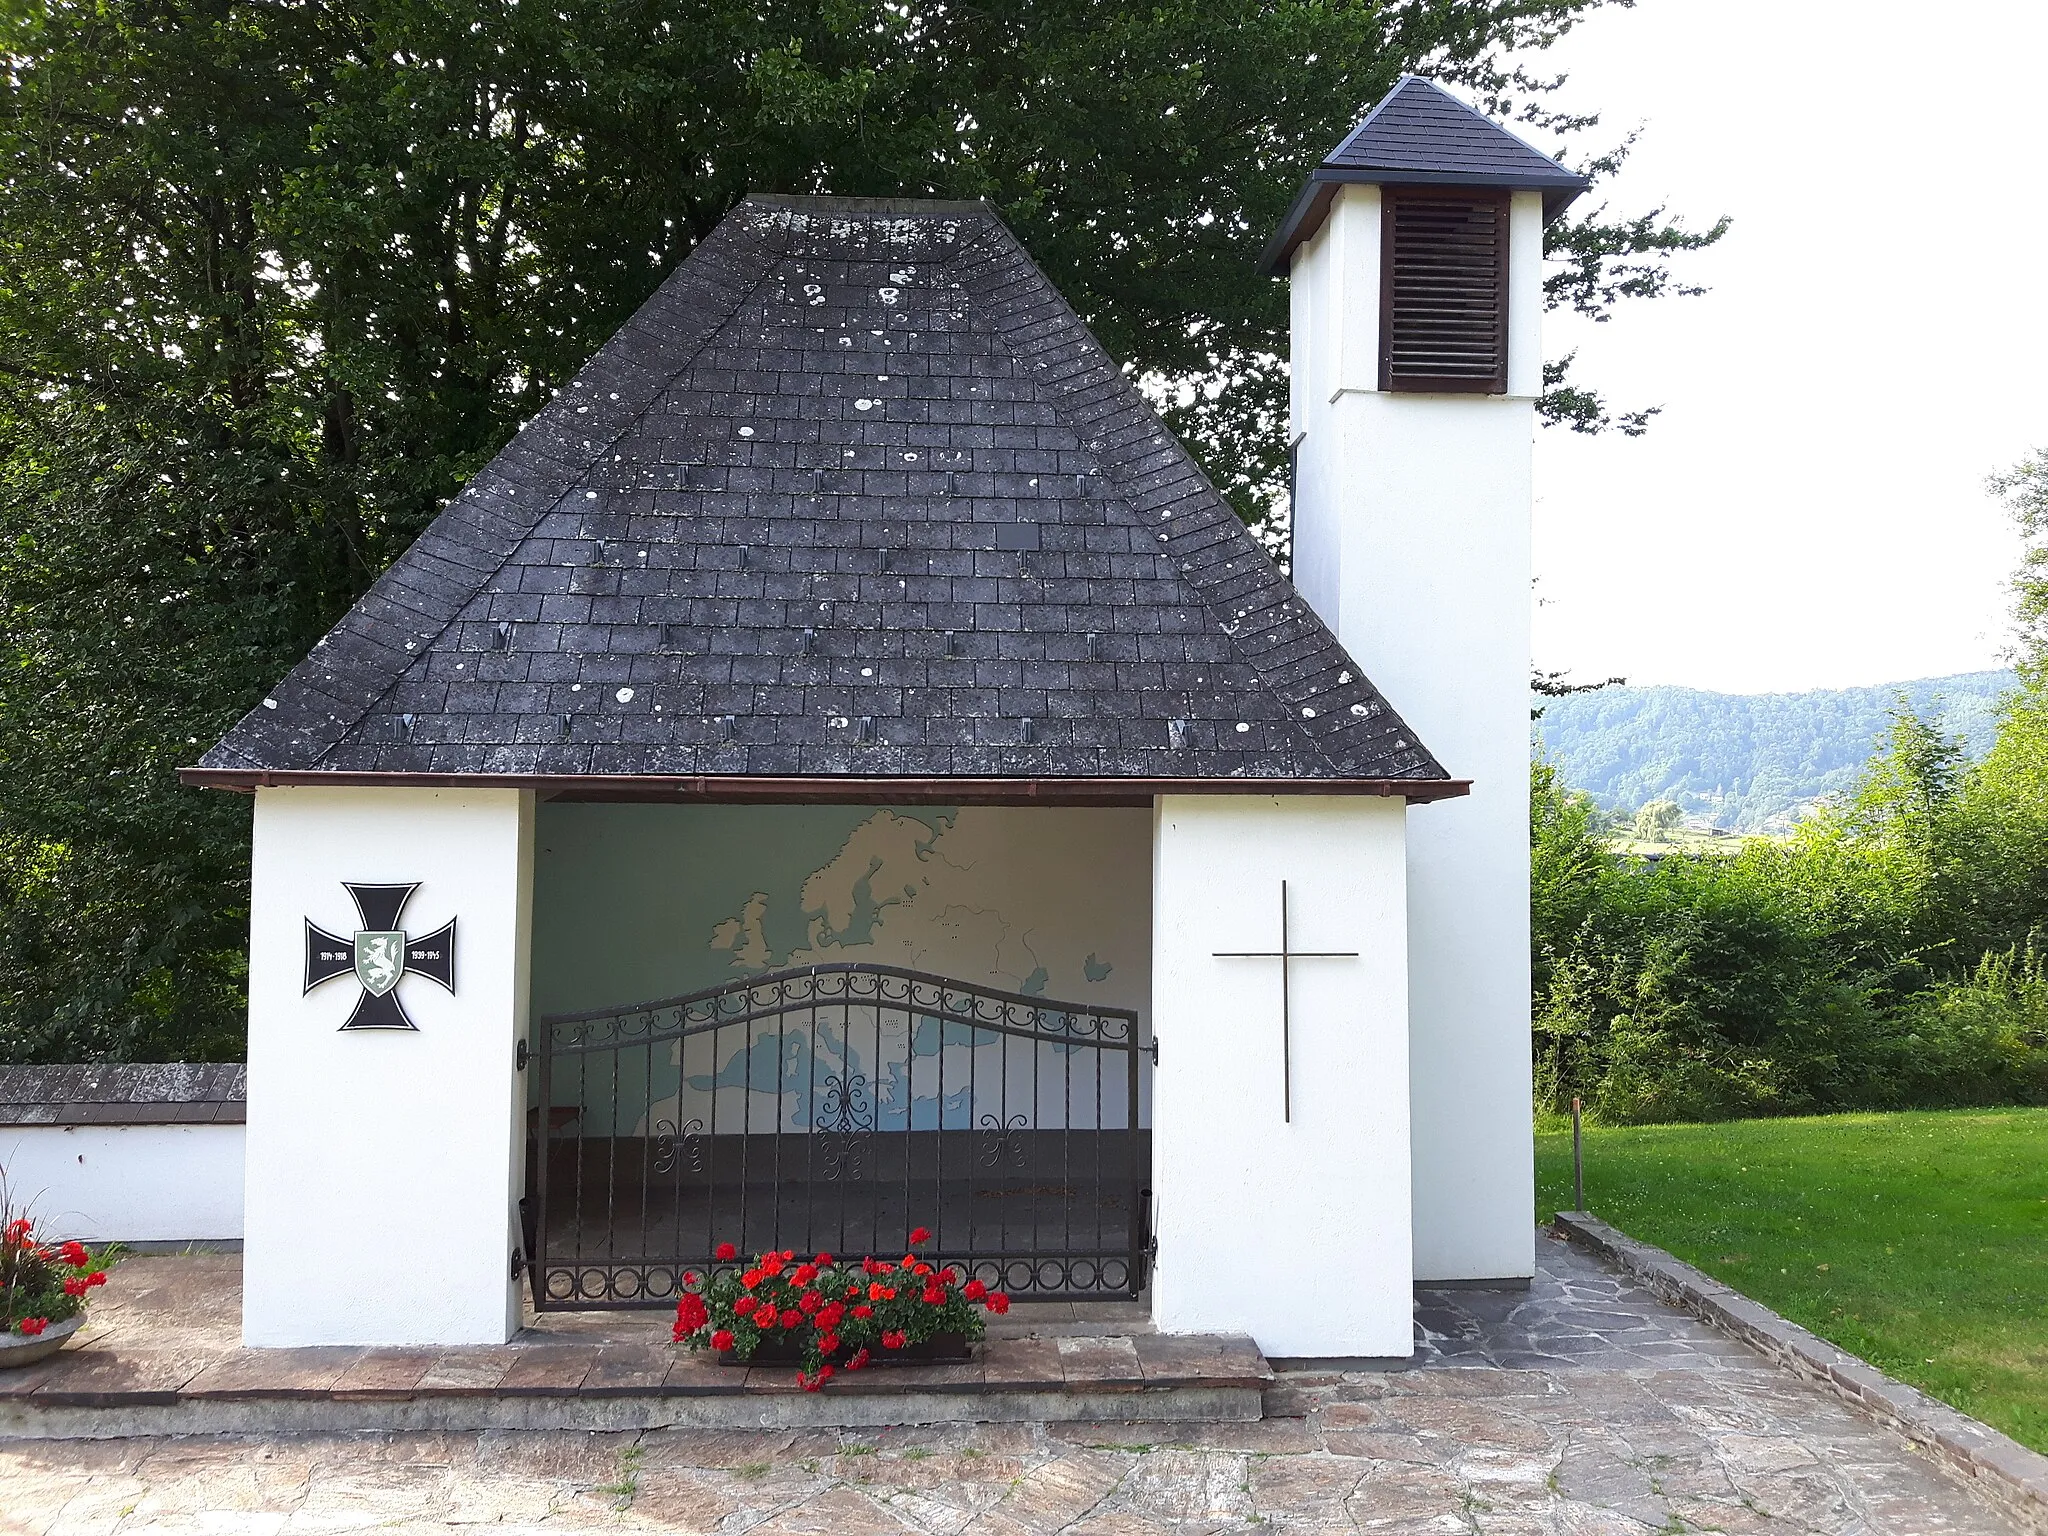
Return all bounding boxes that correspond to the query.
[1261,76,1590,273]
[190,196,1457,802]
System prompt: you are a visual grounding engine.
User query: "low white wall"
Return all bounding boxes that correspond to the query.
[0,1124,245,1243]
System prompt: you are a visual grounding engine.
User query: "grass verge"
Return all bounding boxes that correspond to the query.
[1534,1107,2048,1454]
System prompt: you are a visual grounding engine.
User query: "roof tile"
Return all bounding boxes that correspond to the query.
[202,196,1446,788]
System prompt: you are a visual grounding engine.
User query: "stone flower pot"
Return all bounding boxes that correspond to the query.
[719,1331,974,1367]
[0,1315,84,1369]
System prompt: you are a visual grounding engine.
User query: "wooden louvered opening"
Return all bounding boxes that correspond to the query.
[1379,188,1509,394]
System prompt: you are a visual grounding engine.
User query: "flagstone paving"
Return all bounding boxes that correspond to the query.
[0,1233,2021,1534]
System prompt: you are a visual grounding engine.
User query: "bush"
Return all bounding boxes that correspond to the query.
[1533,682,2048,1122]
[1884,941,2048,1107]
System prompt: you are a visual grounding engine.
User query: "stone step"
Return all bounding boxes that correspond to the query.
[0,1257,1246,1436]
[0,1332,1269,1437]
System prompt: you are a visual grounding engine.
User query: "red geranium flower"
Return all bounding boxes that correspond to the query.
[16,1318,46,1337]
[797,1291,823,1316]
[846,1347,871,1371]
[741,1269,763,1289]
[814,1253,834,1266]
[732,1295,756,1317]
[964,1279,987,1301]
[86,1271,106,1288]
[798,1371,822,1392]
[62,1277,89,1298]
[852,1304,874,1319]
[921,1285,945,1305]
[817,1331,840,1354]
[986,1293,1011,1315]
[58,1241,89,1267]
[881,1330,907,1349]
[711,1329,735,1351]
[909,1226,931,1245]
[674,1293,709,1334]
[778,1309,803,1330]
[792,1263,818,1286]
[761,1254,787,1277]
[715,1242,739,1261]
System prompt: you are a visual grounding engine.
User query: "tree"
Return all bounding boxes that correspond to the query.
[0,0,1722,1061]
[1632,799,1683,840]
[1990,447,2048,673]
[1932,446,2048,960]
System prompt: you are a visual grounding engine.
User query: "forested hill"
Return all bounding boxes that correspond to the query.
[1533,671,2017,831]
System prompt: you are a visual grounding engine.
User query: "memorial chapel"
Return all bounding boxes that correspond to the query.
[187,77,1588,1357]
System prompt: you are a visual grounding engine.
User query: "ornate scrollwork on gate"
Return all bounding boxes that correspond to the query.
[819,1071,872,1134]
[819,1071,873,1182]
[978,1111,1029,1169]
[651,1115,704,1176]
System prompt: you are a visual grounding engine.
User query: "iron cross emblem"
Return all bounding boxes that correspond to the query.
[303,883,456,1030]
[1213,880,1357,1123]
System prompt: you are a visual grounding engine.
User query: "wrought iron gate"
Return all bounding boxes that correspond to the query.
[525,964,1150,1309]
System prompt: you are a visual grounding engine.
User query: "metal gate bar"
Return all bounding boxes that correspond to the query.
[529,964,1149,1309]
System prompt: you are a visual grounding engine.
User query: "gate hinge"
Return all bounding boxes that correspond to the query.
[1147,1040,1159,1066]
[516,1039,529,1071]
[511,1248,526,1280]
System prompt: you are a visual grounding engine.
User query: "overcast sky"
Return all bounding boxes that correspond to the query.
[1517,0,2046,694]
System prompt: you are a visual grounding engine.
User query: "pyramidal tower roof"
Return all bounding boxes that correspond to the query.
[189,196,1458,804]
[1262,76,1590,272]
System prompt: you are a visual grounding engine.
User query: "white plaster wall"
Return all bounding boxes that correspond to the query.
[1505,191,1545,399]
[1338,393,1534,1283]
[1287,183,1542,1283]
[244,787,533,1347]
[1150,796,1412,1357]
[1288,185,1382,637]
[0,1124,244,1242]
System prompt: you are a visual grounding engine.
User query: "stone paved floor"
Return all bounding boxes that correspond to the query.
[1410,1234,1764,1372]
[0,1232,2020,1535]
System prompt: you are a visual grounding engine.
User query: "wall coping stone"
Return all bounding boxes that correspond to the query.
[0,1064,246,1128]
[1554,1210,2048,1536]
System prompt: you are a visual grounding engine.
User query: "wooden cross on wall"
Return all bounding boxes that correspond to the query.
[1214,880,1358,1122]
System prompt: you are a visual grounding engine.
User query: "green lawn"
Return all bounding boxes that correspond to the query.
[1534,1107,2048,1453]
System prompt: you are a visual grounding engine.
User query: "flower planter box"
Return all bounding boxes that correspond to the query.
[0,1314,83,1369]
[719,1330,973,1367]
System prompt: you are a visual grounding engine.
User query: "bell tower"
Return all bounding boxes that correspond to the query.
[1265,77,1587,1282]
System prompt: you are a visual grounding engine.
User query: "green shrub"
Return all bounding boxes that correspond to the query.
[1532,680,2048,1122]
[1884,940,2048,1107]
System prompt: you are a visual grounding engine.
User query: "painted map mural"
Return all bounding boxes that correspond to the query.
[530,805,1152,1133]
